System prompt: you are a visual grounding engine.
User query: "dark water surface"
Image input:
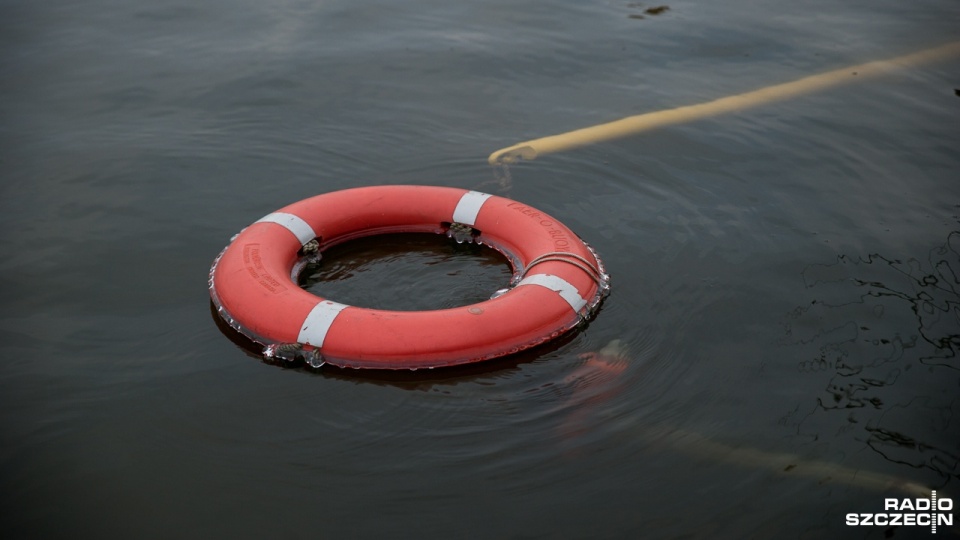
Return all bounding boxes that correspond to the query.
[2,0,959,538]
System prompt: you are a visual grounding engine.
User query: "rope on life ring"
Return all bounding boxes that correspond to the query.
[208,185,610,370]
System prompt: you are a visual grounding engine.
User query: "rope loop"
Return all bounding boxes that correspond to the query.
[515,251,606,288]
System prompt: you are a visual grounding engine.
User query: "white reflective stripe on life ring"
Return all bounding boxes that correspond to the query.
[256,212,317,245]
[452,191,492,226]
[298,300,349,347]
[516,274,587,313]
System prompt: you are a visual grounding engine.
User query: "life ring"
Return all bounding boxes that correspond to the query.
[209,185,610,370]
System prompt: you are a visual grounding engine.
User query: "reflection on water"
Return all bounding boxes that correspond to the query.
[780,225,960,485]
[298,233,513,311]
[555,339,630,442]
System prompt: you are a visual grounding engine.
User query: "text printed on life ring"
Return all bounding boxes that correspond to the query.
[243,244,287,294]
[506,202,572,250]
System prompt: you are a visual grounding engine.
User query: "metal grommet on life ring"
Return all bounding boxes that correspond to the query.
[208,185,610,370]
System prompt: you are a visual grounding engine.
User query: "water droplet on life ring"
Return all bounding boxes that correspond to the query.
[468,307,484,315]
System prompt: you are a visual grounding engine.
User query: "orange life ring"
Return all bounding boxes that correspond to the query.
[209,185,609,369]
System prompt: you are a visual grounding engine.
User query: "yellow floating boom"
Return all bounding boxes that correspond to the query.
[488,41,960,164]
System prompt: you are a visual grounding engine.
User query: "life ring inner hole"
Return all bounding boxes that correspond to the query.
[296,232,514,311]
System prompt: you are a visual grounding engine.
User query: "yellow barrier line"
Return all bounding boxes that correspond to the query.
[488,41,960,164]
[654,427,935,498]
